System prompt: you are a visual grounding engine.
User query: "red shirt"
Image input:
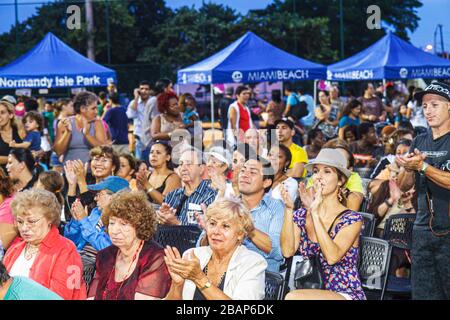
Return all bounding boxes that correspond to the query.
[3,226,87,300]
[237,102,251,133]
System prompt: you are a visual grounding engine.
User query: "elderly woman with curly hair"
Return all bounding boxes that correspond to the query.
[88,191,171,300]
[164,198,267,300]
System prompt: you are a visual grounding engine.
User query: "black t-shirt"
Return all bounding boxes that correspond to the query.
[0,127,22,170]
[219,97,233,129]
[410,130,450,232]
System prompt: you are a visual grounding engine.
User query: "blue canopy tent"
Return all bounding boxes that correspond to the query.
[327,32,450,82]
[177,31,326,127]
[0,32,116,89]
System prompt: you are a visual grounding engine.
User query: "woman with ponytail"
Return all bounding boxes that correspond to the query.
[6,148,42,192]
[35,171,66,221]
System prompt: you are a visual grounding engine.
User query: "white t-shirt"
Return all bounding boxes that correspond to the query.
[407,100,428,128]
[269,177,298,203]
[9,248,36,277]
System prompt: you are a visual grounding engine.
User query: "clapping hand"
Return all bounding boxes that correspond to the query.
[389,179,402,203]
[64,161,77,186]
[298,182,315,210]
[194,203,207,230]
[72,160,88,183]
[396,148,426,171]
[164,248,203,283]
[310,181,324,217]
[136,169,151,190]
[61,118,72,132]
[157,203,180,225]
[71,199,88,221]
[280,183,294,210]
[209,168,226,193]
[163,246,185,285]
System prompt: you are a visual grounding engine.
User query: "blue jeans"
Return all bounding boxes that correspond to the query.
[135,138,150,163]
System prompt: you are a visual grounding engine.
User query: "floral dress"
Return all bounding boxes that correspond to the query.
[293,208,366,300]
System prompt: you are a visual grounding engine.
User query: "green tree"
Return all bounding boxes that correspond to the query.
[0,0,136,66]
[238,10,337,63]
[265,0,422,59]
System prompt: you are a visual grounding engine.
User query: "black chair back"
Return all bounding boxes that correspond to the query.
[358,236,392,300]
[264,271,286,300]
[154,225,202,254]
[383,214,416,250]
[359,212,376,237]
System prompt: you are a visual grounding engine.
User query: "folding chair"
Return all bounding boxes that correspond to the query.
[359,212,376,237]
[264,271,286,300]
[154,225,202,254]
[358,236,392,300]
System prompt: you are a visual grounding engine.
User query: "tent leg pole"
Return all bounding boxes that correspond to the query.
[176,84,180,96]
[211,84,215,142]
[313,80,318,108]
[382,79,386,97]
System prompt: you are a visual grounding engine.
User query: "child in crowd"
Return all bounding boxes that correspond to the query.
[9,110,43,152]
[182,95,200,135]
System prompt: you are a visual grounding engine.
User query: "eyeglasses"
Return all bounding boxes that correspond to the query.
[16,217,44,228]
[92,157,112,164]
[95,190,114,198]
[179,161,201,167]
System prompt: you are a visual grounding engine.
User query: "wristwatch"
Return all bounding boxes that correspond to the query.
[384,199,393,208]
[200,279,211,291]
[420,162,429,174]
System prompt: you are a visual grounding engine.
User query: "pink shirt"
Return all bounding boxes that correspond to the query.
[0,196,14,224]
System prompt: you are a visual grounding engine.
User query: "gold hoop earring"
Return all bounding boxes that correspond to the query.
[338,187,344,203]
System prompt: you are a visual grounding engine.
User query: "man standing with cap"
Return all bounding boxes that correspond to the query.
[396,81,450,300]
[275,118,308,178]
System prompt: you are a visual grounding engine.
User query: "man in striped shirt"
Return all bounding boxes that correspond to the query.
[238,157,285,273]
[157,148,217,225]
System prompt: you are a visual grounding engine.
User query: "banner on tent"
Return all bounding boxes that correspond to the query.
[0,75,117,89]
[178,69,322,84]
[327,66,450,81]
[396,67,450,79]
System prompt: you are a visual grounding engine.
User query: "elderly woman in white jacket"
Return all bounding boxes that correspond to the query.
[163,198,267,300]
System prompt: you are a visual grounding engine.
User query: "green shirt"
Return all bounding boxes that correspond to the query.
[4,276,63,300]
[43,111,55,142]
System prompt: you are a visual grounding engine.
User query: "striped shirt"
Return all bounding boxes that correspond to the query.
[163,180,217,225]
[243,193,285,273]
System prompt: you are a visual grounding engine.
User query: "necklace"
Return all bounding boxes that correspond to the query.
[102,240,144,300]
[204,264,226,287]
[24,243,40,261]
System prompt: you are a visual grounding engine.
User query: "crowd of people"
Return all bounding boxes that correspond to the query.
[0,78,449,300]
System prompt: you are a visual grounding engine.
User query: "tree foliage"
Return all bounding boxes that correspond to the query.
[0,0,422,80]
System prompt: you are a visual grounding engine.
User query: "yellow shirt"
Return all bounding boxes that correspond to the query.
[306,172,364,194]
[288,143,308,177]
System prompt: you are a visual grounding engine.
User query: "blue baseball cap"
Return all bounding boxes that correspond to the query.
[88,176,130,193]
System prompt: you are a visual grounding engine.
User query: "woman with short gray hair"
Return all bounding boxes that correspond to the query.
[164,198,267,300]
[2,189,86,300]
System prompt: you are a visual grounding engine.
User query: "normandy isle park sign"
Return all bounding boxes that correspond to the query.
[0,75,114,89]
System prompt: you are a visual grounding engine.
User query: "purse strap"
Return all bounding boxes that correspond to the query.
[327,210,349,235]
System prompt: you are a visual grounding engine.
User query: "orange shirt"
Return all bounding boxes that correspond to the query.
[3,226,86,300]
